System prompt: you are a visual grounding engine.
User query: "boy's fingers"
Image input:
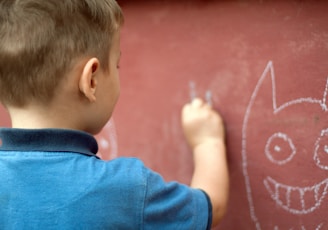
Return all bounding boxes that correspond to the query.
[191,98,204,107]
[183,98,212,117]
[191,97,213,108]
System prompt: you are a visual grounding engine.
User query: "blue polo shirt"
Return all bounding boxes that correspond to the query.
[0,128,212,229]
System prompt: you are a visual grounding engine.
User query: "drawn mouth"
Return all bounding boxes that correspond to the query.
[264,177,328,214]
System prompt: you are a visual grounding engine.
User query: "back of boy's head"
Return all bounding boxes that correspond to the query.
[0,0,124,107]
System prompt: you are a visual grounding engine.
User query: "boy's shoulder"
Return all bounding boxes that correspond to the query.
[98,157,148,183]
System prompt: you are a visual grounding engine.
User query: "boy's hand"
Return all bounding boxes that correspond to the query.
[181,98,225,150]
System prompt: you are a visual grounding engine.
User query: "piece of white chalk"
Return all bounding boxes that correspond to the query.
[206,90,212,106]
[189,81,196,102]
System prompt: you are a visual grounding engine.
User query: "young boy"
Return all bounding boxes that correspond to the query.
[0,0,229,229]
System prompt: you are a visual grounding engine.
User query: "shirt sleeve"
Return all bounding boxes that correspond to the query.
[200,189,213,230]
[142,167,212,230]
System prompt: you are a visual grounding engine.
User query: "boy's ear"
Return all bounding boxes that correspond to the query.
[79,58,100,102]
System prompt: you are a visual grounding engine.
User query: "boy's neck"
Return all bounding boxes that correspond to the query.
[7,103,82,131]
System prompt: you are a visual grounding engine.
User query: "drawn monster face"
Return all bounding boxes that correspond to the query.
[242,61,328,230]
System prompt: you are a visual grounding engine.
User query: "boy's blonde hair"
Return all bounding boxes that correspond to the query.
[0,0,124,106]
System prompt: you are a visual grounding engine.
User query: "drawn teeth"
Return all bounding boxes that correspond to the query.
[264,177,328,214]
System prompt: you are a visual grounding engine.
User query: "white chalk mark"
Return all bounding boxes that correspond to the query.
[188,81,213,106]
[274,223,324,230]
[189,81,196,102]
[322,78,328,111]
[242,61,275,230]
[205,90,213,106]
[263,177,328,215]
[314,128,328,170]
[95,118,118,160]
[242,61,328,229]
[316,223,324,230]
[265,132,296,165]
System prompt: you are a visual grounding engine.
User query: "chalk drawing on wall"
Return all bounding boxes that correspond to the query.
[242,61,328,230]
[95,118,118,160]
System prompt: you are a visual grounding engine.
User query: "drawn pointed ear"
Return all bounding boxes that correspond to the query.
[79,58,100,102]
[322,77,328,111]
[248,61,278,113]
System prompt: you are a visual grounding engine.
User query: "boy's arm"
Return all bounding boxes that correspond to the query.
[181,98,229,228]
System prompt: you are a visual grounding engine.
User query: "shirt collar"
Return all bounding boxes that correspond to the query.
[0,128,98,157]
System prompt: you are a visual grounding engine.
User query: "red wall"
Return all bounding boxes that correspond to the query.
[116,1,328,229]
[1,1,328,229]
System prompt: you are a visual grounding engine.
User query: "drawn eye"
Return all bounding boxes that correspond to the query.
[265,132,296,165]
[314,128,328,170]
